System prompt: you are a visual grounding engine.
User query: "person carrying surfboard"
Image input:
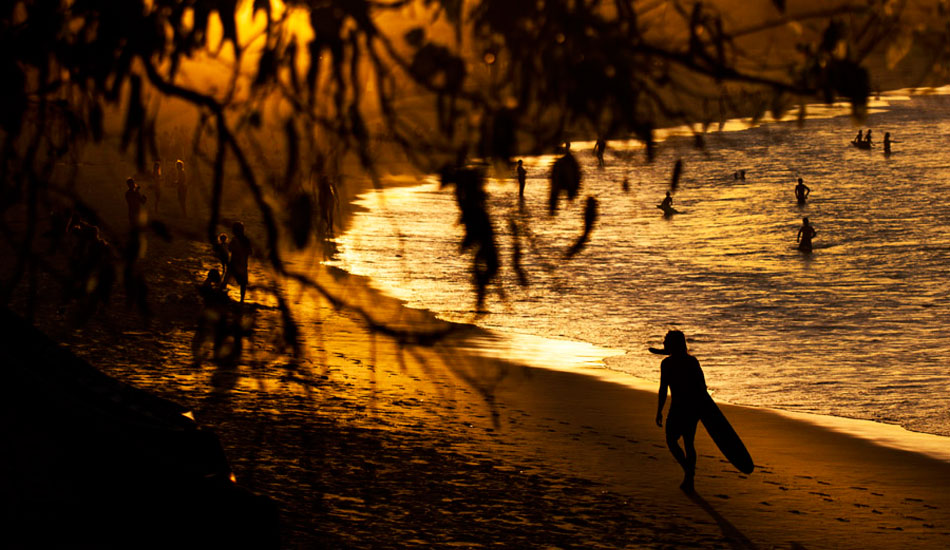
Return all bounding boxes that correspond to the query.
[653,330,706,492]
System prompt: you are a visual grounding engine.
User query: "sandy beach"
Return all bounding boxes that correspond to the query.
[0,141,944,547]
[12,202,950,549]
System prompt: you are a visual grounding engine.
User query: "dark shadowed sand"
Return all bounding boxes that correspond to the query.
[10,217,950,549]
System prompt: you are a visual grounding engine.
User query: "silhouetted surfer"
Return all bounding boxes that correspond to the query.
[794,177,810,205]
[883,132,892,155]
[797,217,816,252]
[516,159,527,199]
[864,129,873,146]
[652,330,706,492]
[853,129,863,144]
[658,191,676,216]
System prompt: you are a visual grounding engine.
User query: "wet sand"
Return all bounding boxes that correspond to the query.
[13,224,949,548]
[2,149,947,548]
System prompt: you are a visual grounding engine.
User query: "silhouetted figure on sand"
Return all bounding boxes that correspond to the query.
[214,233,230,275]
[225,222,251,302]
[516,159,527,199]
[67,222,116,317]
[124,177,147,229]
[794,177,810,205]
[654,330,706,492]
[797,217,816,252]
[174,159,187,217]
[193,268,230,365]
[593,138,606,168]
[151,161,163,213]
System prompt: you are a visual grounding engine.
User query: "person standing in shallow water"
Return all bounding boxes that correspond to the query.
[516,159,527,199]
[794,177,810,205]
[654,330,706,492]
[593,138,606,168]
[797,216,816,252]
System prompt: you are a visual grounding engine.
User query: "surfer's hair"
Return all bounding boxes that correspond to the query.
[664,330,687,354]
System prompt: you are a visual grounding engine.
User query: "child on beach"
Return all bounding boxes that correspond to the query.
[225,222,251,303]
[653,330,707,492]
[214,233,230,276]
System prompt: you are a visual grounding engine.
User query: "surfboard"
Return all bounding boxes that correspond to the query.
[698,393,755,474]
[656,204,679,216]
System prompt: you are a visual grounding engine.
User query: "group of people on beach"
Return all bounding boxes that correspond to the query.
[121,157,252,304]
[148,159,189,217]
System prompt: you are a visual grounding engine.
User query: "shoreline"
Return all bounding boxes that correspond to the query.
[332,172,950,464]
[8,84,950,546]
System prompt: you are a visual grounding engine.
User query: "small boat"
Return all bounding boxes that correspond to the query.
[851,139,872,150]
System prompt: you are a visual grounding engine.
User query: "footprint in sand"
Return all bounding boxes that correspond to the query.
[924,504,938,509]
[904,497,924,503]
[788,510,803,515]
[836,517,850,522]
[849,486,869,491]
[905,516,926,521]
[796,475,813,480]
[763,480,781,486]
[713,494,730,500]
[760,501,771,506]
[871,492,884,497]
[809,492,830,497]
[854,503,870,508]
[872,509,883,515]
[817,480,831,486]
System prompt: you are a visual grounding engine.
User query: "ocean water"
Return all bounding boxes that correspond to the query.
[329,91,950,439]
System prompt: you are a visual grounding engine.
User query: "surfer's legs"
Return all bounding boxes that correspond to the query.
[666,413,699,491]
[681,421,698,491]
